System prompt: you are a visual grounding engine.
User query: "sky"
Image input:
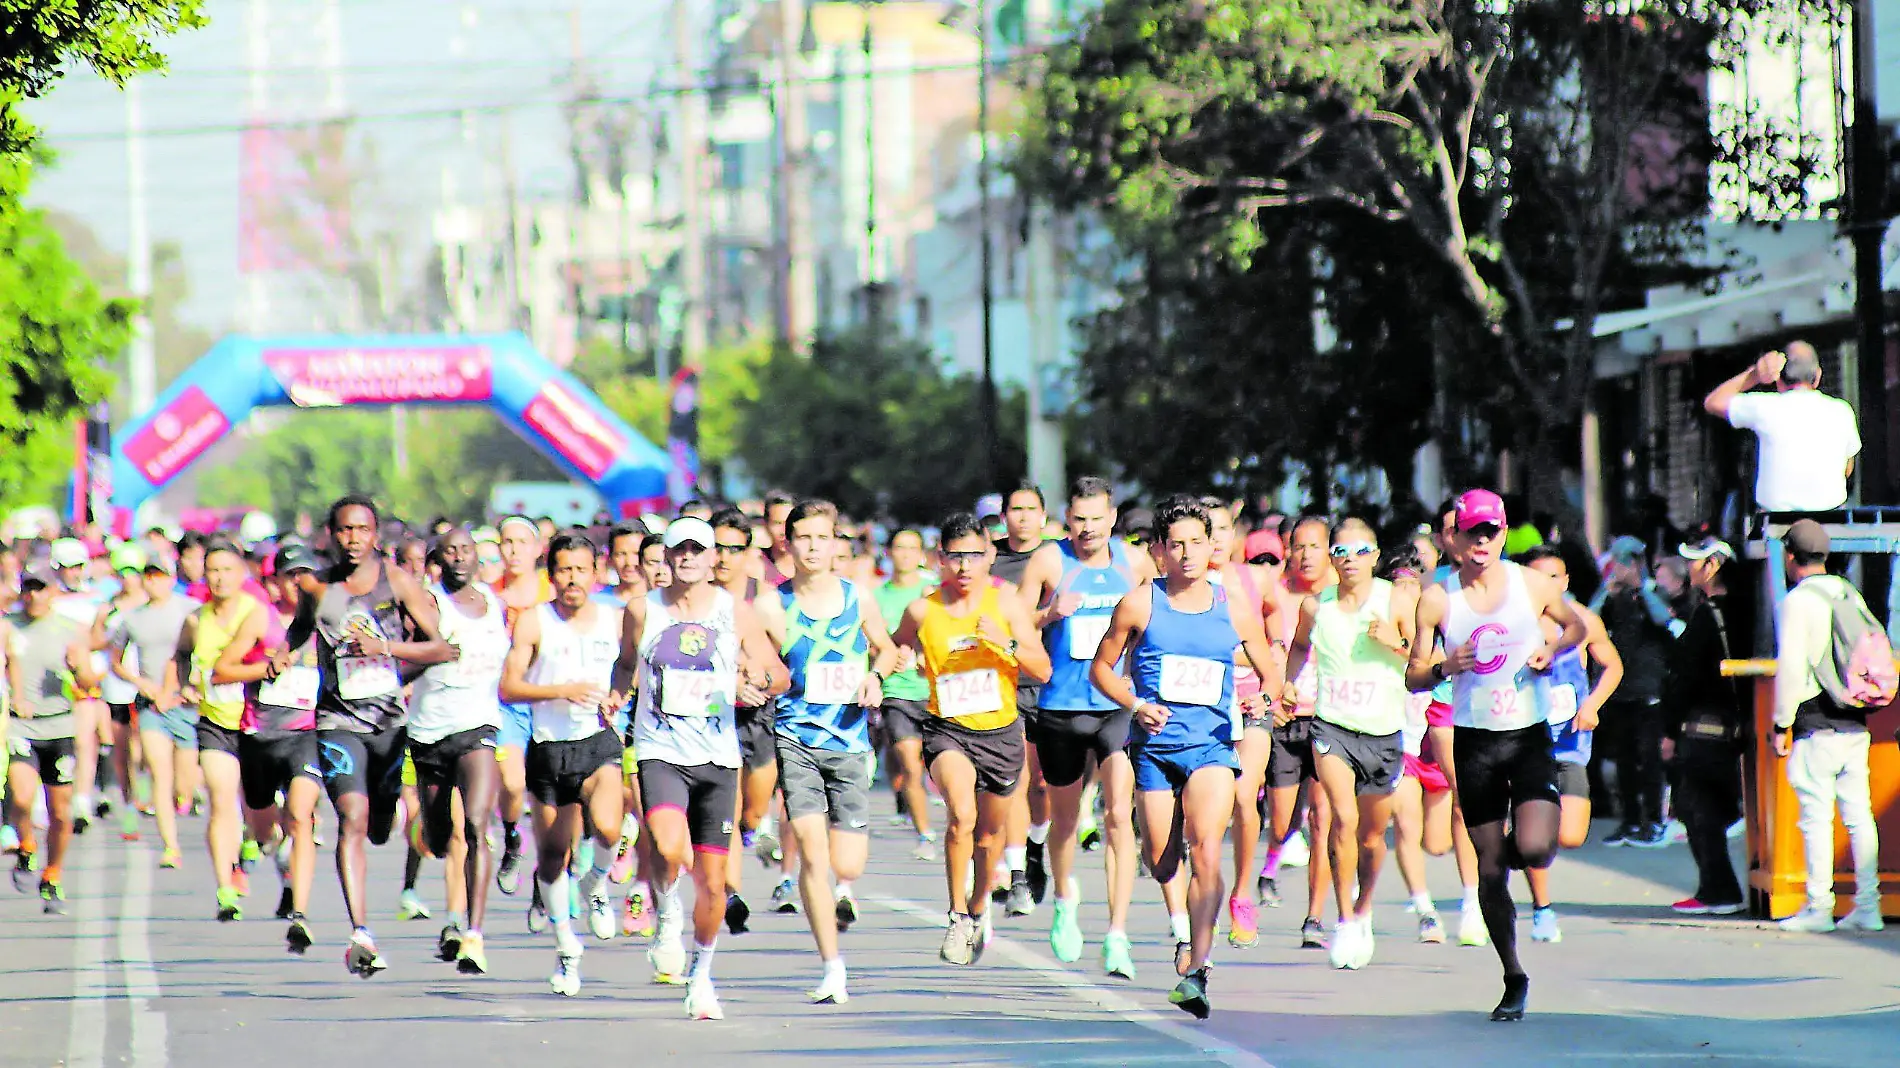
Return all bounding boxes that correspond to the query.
[23,0,683,333]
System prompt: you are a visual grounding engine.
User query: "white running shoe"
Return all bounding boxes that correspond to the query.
[1354,918,1376,968]
[274,835,293,879]
[1457,907,1489,947]
[686,979,724,1020]
[1328,920,1359,970]
[1278,831,1310,869]
[1530,906,1562,943]
[1777,908,1836,934]
[809,969,849,1005]
[587,887,615,941]
[550,951,582,997]
[1839,905,1885,933]
[397,889,432,921]
[648,933,688,983]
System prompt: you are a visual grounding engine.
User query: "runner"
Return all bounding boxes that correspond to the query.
[1377,545,1454,944]
[989,483,1048,915]
[760,492,797,586]
[610,516,789,1020]
[1518,545,1622,943]
[6,571,95,914]
[762,498,900,1004]
[707,506,779,931]
[99,543,149,839]
[1265,515,1337,948]
[604,521,656,938]
[1088,495,1277,1018]
[48,538,108,836]
[1405,489,1585,1021]
[639,533,672,591]
[501,532,628,997]
[1015,476,1155,977]
[286,496,453,977]
[1280,517,1417,969]
[870,529,940,860]
[117,555,198,868]
[491,515,551,897]
[890,511,1052,966]
[1235,525,1295,912]
[408,529,509,975]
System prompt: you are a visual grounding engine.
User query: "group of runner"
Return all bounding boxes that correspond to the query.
[1,480,1614,1024]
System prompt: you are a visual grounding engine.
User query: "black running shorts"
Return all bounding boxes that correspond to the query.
[409,726,500,792]
[526,731,620,807]
[1452,723,1560,826]
[1309,719,1402,796]
[921,716,1024,797]
[1029,708,1132,789]
[638,760,738,851]
[239,731,321,810]
[1267,718,1318,788]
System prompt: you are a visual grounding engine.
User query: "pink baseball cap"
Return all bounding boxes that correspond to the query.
[1243,528,1285,563]
[1454,489,1507,532]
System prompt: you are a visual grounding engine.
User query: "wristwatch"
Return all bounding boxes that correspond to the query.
[1429,662,1447,682]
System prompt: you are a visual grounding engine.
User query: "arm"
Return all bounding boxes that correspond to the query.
[1528,574,1587,669]
[64,634,101,691]
[211,606,272,685]
[4,626,22,711]
[283,580,319,653]
[1277,597,1320,724]
[173,613,200,699]
[998,583,1053,685]
[1019,545,1061,627]
[499,606,590,704]
[856,591,900,706]
[380,570,454,667]
[1575,603,1621,733]
[1773,588,1828,736]
[608,599,646,702]
[1404,586,1450,692]
[108,622,143,688]
[1703,352,1778,420]
[736,601,791,699]
[1088,588,1155,726]
[1228,594,1283,706]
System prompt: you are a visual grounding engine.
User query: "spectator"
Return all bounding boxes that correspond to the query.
[1590,535,1681,847]
[1771,519,1884,933]
[1663,536,1746,915]
[1703,341,1861,514]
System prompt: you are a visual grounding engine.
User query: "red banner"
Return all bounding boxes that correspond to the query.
[121,386,231,485]
[263,345,493,407]
[522,380,626,480]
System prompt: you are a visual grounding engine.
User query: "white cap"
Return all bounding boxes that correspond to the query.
[239,510,278,547]
[663,517,715,550]
[638,513,668,535]
[50,538,89,569]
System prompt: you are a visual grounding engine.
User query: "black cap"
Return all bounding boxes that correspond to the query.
[274,542,320,575]
[20,569,50,591]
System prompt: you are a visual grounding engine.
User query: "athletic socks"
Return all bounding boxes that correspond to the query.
[1027,822,1050,846]
[1169,912,1190,944]
[1004,846,1027,873]
[542,871,573,936]
[690,940,717,982]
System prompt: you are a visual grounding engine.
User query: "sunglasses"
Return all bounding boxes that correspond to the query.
[1464,523,1503,540]
[943,550,987,563]
[1331,544,1378,559]
[714,542,751,555]
[1249,553,1282,567]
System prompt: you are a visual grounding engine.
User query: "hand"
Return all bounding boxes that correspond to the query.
[1278,682,1302,715]
[1366,615,1403,653]
[1659,737,1676,763]
[975,615,1011,651]
[11,700,32,719]
[1272,698,1298,728]
[892,646,916,675]
[1575,703,1600,733]
[856,673,885,709]
[1524,643,1556,672]
[1442,641,1480,676]
[1773,728,1792,758]
[1050,592,1084,621]
[1754,350,1786,385]
[1133,701,1171,733]
[560,681,606,707]
[442,639,463,663]
[736,667,767,708]
[179,684,201,706]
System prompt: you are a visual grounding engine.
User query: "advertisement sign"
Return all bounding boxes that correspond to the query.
[120,386,230,486]
[522,380,627,480]
[264,345,493,407]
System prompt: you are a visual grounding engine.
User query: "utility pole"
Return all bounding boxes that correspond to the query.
[245,0,270,334]
[977,0,999,489]
[1022,0,1063,498]
[674,0,709,363]
[125,79,155,415]
[862,4,878,313]
[777,0,817,354]
[1850,0,1890,504]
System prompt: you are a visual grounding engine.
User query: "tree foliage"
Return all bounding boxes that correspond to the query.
[573,336,769,482]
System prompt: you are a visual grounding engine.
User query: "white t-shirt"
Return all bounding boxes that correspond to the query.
[1727,389,1860,512]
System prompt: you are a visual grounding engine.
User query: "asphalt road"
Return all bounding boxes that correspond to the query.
[1,800,1894,1068]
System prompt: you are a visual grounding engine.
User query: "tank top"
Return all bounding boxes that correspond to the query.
[244,606,319,735]
[526,602,622,743]
[1130,582,1238,750]
[10,615,81,740]
[1219,564,1266,701]
[634,588,741,769]
[1401,689,1434,757]
[1311,580,1406,736]
[100,601,140,705]
[1442,562,1544,731]
[314,568,408,733]
[1540,629,1593,765]
[918,584,1019,731]
[409,584,509,744]
[871,576,935,702]
[776,579,872,753]
[193,596,257,731]
[1040,540,1137,713]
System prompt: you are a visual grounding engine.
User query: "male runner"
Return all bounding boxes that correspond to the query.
[707,506,780,929]
[1016,476,1155,977]
[989,482,1048,914]
[115,556,198,868]
[1405,489,1584,1021]
[1089,495,1276,1018]
[6,572,95,913]
[606,523,650,608]
[890,512,1051,965]
[611,516,788,1020]
[49,538,108,835]
[501,532,627,996]
[177,542,264,922]
[759,492,797,586]
[1265,515,1337,948]
[99,543,149,838]
[1281,518,1417,969]
[870,529,940,859]
[286,496,452,977]
[492,515,551,894]
[763,499,899,1004]
[639,534,672,591]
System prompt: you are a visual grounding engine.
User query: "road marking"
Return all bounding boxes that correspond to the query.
[868,894,1279,1068]
[68,845,108,1068]
[120,841,169,1068]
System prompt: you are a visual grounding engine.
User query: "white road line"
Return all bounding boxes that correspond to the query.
[869,894,1279,1068]
[67,845,108,1068]
[119,841,169,1068]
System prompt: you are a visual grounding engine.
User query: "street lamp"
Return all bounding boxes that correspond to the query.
[943,0,999,491]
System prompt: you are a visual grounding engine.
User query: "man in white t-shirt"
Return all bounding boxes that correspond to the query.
[1703,341,1860,513]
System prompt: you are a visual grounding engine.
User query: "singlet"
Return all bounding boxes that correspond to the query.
[247,605,320,736]
[776,579,872,753]
[1539,597,1593,764]
[499,572,555,723]
[991,539,1040,707]
[120,595,195,687]
[633,588,741,769]
[526,602,623,743]
[1310,580,1406,737]
[1401,690,1434,757]
[10,614,81,741]
[871,575,936,703]
[1442,562,1544,732]
[192,596,258,731]
[918,584,1019,731]
[409,584,509,744]
[1039,540,1138,713]
[99,599,141,705]
[1130,582,1238,750]
[314,568,408,734]
[1219,564,1266,701]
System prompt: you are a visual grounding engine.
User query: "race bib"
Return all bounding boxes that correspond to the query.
[193,665,243,707]
[1323,677,1379,717]
[660,668,722,718]
[258,664,320,711]
[805,659,867,705]
[1545,682,1579,724]
[1484,683,1521,724]
[938,669,1003,718]
[448,642,505,688]
[1067,614,1112,660]
[337,655,401,701]
[1159,655,1224,706]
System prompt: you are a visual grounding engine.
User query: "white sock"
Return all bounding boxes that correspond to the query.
[823,956,846,979]
[690,940,717,982]
[1169,912,1190,943]
[1462,886,1480,911]
[1004,846,1027,873]
[1412,893,1436,915]
[542,871,571,924]
[836,880,855,898]
[658,878,684,925]
[1056,877,1079,904]
[1027,822,1050,845]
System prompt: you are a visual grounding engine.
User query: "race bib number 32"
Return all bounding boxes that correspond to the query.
[1159,655,1224,706]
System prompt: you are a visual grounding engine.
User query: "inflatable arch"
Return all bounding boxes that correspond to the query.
[111,333,671,516]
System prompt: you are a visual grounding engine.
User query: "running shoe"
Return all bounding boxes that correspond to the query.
[231,865,249,898]
[1328,920,1360,969]
[1168,967,1211,1020]
[1664,819,1689,845]
[12,852,36,893]
[1841,905,1886,932]
[1602,824,1636,848]
[550,950,584,997]
[1355,918,1376,967]
[685,978,723,1020]
[835,889,858,932]
[1457,908,1490,947]
[1102,930,1136,980]
[1279,831,1309,868]
[1529,906,1561,943]
[1491,974,1529,1022]
[939,912,978,966]
[1256,873,1280,908]
[72,811,91,836]
[40,879,66,916]
[724,892,751,935]
[1417,912,1446,944]
[648,930,688,985]
[1078,820,1102,853]
[1049,898,1083,962]
[770,877,799,914]
[158,848,180,870]
[456,932,488,975]
[1024,839,1047,904]
[95,796,113,819]
[285,913,313,955]
[438,924,464,962]
[496,847,523,895]
[1299,917,1326,949]
[1777,908,1836,933]
[345,930,387,978]
[911,834,939,862]
[609,837,636,885]
[398,889,433,921]
[624,890,654,937]
[526,883,550,934]
[1629,823,1669,849]
[216,886,243,922]
[754,825,781,866]
[809,968,849,1005]
[1004,872,1035,917]
[239,839,263,870]
[974,911,992,963]
[586,886,614,941]
[1227,894,1259,949]
[275,887,295,920]
[274,835,292,879]
[119,809,141,841]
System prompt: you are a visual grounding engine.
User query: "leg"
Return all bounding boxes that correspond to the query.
[790,814,840,963]
[1100,752,1139,934]
[1832,733,1881,912]
[457,746,500,932]
[199,749,243,893]
[42,783,75,881]
[1784,735,1840,916]
[1230,726,1271,897]
[971,789,1015,920]
[332,791,373,927]
[71,701,100,812]
[1392,776,1431,900]
[894,736,933,840]
[139,729,179,855]
[112,718,138,812]
[1044,772,1088,908]
[1314,752,1362,920]
[285,777,320,915]
[1304,778,1334,925]
[930,749,980,915]
[1351,791,1396,919]
[1178,766,1238,973]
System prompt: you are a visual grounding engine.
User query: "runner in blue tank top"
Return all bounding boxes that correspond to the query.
[1089,495,1276,1021]
[1016,476,1156,975]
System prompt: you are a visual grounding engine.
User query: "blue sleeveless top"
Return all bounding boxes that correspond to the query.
[1040,540,1139,713]
[1539,645,1593,765]
[1130,582,1238,750]
[774,579,873,753]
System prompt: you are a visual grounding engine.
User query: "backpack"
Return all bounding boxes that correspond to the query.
[1807,577,1900,710]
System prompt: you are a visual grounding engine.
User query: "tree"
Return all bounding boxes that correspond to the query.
[572,336,769,490]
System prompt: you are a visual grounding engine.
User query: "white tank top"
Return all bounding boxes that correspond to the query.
[408,584,509,744]
[634,588,741,770]
[525,601,622,743]
[1442,562,1544,731]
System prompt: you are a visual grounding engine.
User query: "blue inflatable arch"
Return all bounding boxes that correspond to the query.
[111,333,671,516]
